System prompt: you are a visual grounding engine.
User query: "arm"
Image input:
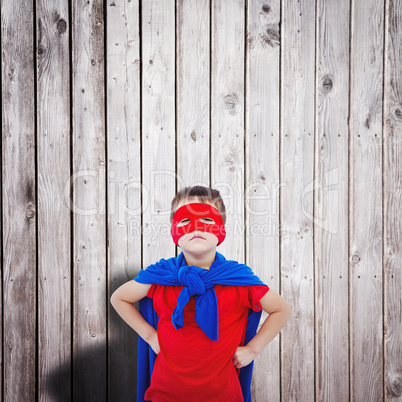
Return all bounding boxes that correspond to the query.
[110,280,160,354]
[233,289,291,369]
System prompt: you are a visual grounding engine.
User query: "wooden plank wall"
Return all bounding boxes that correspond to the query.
[1,1,401,401]
[37,0,71,400]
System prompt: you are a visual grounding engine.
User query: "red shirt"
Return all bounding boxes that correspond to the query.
[144,284,269,402]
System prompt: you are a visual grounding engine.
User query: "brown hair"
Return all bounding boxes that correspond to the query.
[170,186,226,224]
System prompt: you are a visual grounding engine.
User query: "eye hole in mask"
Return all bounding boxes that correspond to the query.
[177,217,215,227]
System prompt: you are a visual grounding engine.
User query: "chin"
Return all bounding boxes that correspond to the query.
[184,245,215,253]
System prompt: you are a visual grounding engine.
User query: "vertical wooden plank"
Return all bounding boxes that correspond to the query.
[36,0,71,400]
[245,0,281,400]
[106,0,142,399]
[315,0,350,400]
[176,0,210,188]
[71,0,106,399]
[280,0,315,400]
[350,0,384,400]
[211,0,245,263]
[384,0,402,400]
[1,0,36,401]
[141,0,176,267]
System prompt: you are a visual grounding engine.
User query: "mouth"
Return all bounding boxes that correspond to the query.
[190,235,205,240]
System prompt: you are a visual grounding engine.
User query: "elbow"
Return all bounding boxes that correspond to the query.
[110,290,119,308]
[284,301,292,321]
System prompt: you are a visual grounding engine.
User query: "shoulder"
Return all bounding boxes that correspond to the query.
[214,284,267,298]
[215,284,269,309]
[111,280,152,304]
[214,284,268,292]
[147,283,184,299]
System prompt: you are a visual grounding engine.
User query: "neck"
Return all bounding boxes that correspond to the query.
[182,249,217,270]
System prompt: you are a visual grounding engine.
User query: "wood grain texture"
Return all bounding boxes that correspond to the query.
[350,0,384,400]
[384,0,402,400]
[1,1,401,401]
[280,0,315,400]
[71,0,107,399]
[141,0,176,267]
[245,0,281,400]
[315,0,350,400]
[211,0,245,263]
[176,0,210,188]
[1,0,37,400]
[106,0,142,399]
[36,0,72,400]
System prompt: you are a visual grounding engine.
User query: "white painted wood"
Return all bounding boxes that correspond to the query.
[211,0,245,264]
[350,0,384,400]
[36,0,71,400]
[245,0,281,401]
[71,0,107,398]
[315,0,350,400]
[1,0,36,400]
[141,0,176,267]
[106,0,142,399]
[176,0,210,188]
[384,0,402,400]
[280,0,316,400]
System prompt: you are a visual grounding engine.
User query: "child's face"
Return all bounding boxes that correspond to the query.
[173,197,222,252]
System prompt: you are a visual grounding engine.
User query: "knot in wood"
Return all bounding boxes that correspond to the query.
[190,131,197,141]
[260,25,280,47]
[224,154,236,172]
[388,375,402,398]
[26,208,36,219]
[37,45,45,57]
[322,76,333,93]
[223,93,238,111]
[57,19,67,34]
[365,114,372,129]
[351,254,360,264]
[392,105,402,122]
[262,3,271,13]
[8,68,15,81]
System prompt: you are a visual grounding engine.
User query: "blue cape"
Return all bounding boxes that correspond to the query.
[135,251,267,402]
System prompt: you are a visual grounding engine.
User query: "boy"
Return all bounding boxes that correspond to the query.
[111,186,291,402]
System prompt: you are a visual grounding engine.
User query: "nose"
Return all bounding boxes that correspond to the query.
[190,231,206,239]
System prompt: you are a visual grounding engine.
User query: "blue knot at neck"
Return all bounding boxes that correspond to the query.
[178,266,206,296]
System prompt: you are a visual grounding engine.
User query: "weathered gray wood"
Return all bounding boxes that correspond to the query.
[245,0,281,400]
[280,0,316,400]
[1,0,36,401]
[315,0,350,400]
[36,0,72,400]
[211,0,245,263]
[141,0,176,267]
[176,0,210,188]
[106,0,142,399]
[350,0,384,400]
[71,0,107,399]
[384,1,402,400]
[1,1,402,401]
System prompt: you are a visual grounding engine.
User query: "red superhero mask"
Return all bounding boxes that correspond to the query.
[171,203,226,246]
